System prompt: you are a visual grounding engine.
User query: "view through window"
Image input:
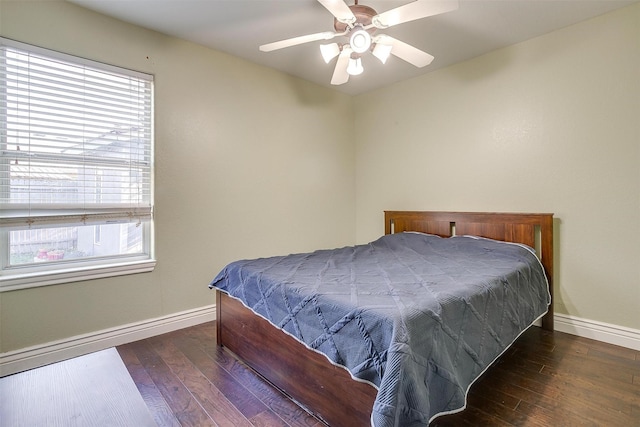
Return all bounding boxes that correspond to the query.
[0,38,154,288]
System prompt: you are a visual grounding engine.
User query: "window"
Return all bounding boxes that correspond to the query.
[0,38,155,291]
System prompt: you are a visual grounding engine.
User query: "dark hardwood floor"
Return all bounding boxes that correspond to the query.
[117,322,640,427]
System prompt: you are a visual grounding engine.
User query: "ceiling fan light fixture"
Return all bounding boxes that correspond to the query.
[349,27,371,54]
[320,43,341,63]
[259,0,458,85]
[372,43,392,64]
[347,57,364,76]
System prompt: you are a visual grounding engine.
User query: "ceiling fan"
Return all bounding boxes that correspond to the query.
[259,0,459,85]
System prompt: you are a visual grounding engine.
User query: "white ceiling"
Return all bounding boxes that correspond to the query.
[68,0,637,95]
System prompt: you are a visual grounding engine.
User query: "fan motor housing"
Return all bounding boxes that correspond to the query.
[334,4,378,34]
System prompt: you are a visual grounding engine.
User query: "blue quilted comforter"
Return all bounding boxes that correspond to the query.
[210,232,550,426]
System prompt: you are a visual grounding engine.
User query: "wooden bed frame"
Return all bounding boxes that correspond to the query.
[215,211,554,426]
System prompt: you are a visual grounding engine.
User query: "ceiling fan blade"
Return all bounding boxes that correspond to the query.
[380,35,434,68]
[260,31,336,52]
[331,49,351,85]
[372,0,458,29]
[317,0,357,25]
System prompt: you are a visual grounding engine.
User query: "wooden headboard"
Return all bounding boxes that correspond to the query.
[385,211,554,330]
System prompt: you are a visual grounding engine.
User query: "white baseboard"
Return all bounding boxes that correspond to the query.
[0,304,216,377]
[554,313,640,351]
[2,306,637,378]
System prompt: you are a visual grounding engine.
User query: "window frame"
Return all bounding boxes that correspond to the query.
[0,38,156,292]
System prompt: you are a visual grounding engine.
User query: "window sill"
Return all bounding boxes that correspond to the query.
[0,259,157,292]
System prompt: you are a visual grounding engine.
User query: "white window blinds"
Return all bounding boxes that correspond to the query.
[0,38,153,230]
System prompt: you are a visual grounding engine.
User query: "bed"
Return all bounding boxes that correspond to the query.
[210,211,554,426]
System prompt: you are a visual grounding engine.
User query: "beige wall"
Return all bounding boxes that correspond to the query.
[354,4,640,329]
[1,1,638,356]
[0,1,355,352]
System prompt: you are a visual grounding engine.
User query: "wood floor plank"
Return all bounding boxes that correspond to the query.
[147,335,254,427]
[474,373,601,427]
[469,377,521,409]
[505,345,639,412]
[444,404,514,427]
[466,393,549,427]
[248,409,292,427]
[115,322,640,427]
[166,332,272,422]
[540,364,639,410]
[523,346,638,386]
[128,340,216,427]
[513,400,576,427]
[490,362,637,426]
[117,344,181,427]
